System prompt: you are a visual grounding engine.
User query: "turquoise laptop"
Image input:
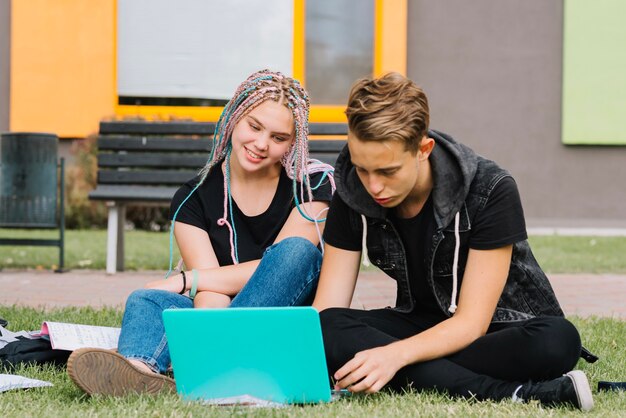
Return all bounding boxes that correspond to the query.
[162,307,332,404]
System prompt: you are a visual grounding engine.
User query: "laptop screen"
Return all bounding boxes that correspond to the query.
[163,307,332,404]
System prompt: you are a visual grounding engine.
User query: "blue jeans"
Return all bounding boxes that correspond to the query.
[117,237,322,373]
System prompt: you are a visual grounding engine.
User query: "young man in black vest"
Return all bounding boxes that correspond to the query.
[313,73,594,411]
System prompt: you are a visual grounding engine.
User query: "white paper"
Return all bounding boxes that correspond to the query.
[36,322,121,351]
[0,374,53,393]
[1,325,36,349]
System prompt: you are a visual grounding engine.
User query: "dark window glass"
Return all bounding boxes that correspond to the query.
[305,0,374,105]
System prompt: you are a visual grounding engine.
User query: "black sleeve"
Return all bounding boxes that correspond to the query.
[469,176,528,250]
[169,178,207,231]
[300,171,334,203]
[322,193,363,251]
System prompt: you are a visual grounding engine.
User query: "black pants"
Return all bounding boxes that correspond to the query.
[319,308,582,401]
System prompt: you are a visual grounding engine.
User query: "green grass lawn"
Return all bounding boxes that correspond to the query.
[0,306,624,417]
[1,232,625,416]
[1,229,625,273]
[0,229,181,271]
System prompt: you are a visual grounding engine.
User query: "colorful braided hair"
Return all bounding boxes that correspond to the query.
[167,69,335,275]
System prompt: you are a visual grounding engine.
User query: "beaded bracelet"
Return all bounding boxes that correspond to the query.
[178,270,187,295]
[190,269,199,300]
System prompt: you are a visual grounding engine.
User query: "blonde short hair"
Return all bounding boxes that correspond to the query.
[345,73,429,154]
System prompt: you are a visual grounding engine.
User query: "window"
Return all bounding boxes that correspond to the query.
[115,0,406,123]
[305,0,374,104]
[117,0,293,103]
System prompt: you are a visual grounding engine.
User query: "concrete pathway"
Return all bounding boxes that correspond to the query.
[0,269,624,319]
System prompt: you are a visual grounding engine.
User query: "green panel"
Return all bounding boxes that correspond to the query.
[562,0,626,145]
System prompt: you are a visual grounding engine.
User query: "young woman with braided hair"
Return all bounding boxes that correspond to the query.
[67,70,335,396]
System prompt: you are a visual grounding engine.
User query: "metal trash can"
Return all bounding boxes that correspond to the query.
[0,132,59,227]
[0,132,65,272]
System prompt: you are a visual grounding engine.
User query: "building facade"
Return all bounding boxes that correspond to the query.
[2,0,625,227]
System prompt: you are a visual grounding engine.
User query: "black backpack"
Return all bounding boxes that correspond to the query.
[0,336,70,370]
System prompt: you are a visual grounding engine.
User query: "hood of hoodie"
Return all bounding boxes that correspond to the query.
[334,130,478,229]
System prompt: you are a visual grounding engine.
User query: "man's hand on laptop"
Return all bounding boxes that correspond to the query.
[333,343,406,394]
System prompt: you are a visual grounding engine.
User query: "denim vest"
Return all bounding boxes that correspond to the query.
[336,130,565,321]
[334,130,597,362]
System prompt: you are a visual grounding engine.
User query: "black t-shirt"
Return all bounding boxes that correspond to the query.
[388,195,438,313]
[170,167,333,266]
[324,177,527,313]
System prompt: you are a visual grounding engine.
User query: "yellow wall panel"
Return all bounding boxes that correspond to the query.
[10,0,116,137]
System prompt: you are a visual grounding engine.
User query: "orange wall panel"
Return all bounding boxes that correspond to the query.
[10,0,115,137]
[374,0,407,76]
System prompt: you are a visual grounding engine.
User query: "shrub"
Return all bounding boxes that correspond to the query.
[64,134,170,231]
[65,134,108,229]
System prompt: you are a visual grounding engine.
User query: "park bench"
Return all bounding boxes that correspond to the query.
[90,121,347,274]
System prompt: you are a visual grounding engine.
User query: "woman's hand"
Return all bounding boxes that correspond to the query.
[333,343,407,394]
[144,275,184,294]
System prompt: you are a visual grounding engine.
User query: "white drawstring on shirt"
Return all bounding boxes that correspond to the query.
[360,211,461,315]
[448,211,461,314]
[361,214,371,267]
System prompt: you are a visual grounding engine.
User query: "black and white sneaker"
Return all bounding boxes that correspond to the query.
[513,370,594,411]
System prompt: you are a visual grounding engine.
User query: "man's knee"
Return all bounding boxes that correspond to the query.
[546,317,581,364]
[319,308,357,333]
[319,308,364,372]
[532,316,582,373]
[536,316,581,346]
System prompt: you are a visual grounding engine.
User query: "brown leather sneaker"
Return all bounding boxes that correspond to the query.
[67,348,176,396]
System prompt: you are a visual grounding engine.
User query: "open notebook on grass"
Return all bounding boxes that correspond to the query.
[32,322,120,351]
